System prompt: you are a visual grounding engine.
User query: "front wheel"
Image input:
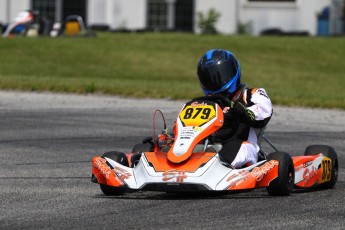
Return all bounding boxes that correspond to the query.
[100,184,127,196]
[304,145,338,189]
[99,151,129,196]
[267,152,295,196]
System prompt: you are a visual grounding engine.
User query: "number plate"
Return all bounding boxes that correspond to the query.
[179,101,216,127]
[320,157,332,183]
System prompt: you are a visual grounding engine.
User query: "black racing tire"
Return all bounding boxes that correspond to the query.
[267,152,295,196]
[99,151,129,196]
[100,184,126,196]
[304,145,338,189]
[130,153,142,168]
[132,142,152,153]
[102,151,129,166]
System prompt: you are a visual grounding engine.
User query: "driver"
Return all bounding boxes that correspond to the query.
[197,49,273,168]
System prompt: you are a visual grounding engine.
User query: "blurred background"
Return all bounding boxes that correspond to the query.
[0,0,344,109]
[0,0,344,36]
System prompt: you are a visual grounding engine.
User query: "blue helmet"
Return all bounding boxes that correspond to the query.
[197,49,241,95]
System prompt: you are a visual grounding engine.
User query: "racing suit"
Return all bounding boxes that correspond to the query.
[214,84,273,168]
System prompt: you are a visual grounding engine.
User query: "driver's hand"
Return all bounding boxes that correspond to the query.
[232,101,255,122]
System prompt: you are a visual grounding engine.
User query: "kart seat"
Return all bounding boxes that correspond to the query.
[192,127,267,153]
[254,126,268,161]
[193,143,223,153]
[254,126,266,148]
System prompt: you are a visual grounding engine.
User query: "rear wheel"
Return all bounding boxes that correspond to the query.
[132,142,152,153]
[267,152,295,196]
[99,151,129,196]
[304,145,338,189]
[131,143,151,167]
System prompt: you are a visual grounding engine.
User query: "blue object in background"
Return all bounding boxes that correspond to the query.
[318,19,329,36]
[317,6,329,36]
[13,24,26,33]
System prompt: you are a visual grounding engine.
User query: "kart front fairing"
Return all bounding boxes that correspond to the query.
[92,152,279,192]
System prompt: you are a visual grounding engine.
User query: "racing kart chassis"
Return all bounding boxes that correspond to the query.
[91,96,338,196]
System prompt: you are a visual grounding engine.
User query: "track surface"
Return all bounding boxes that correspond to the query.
[1,91,344,229]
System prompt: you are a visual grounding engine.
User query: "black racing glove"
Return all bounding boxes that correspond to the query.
[231,101,255,122]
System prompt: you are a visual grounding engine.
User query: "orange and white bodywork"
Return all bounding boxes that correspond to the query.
[293,154,332,188]
[167,100,223,163]
[92,152,280,192]
[91,99,333,193]
[91,100,280,192]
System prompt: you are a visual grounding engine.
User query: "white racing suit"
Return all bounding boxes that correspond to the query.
[215,86,273,168]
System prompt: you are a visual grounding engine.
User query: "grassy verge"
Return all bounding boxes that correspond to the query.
[0,32,344,109]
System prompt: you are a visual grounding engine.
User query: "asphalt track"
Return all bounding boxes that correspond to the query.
[0,91,344,229]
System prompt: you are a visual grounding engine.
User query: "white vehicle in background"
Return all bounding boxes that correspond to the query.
[2,10,38,37]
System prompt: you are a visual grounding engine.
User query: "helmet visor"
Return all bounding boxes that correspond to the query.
[197,61,238,91]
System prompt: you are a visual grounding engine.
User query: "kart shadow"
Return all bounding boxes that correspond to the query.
[292,186,337,194]
[93,188,275,200]
[93,183,343,200]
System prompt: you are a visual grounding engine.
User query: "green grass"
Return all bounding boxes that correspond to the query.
[0,32,344,109]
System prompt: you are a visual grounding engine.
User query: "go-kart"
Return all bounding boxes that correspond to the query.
[2,10,36,38]
[91,95,338,196]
